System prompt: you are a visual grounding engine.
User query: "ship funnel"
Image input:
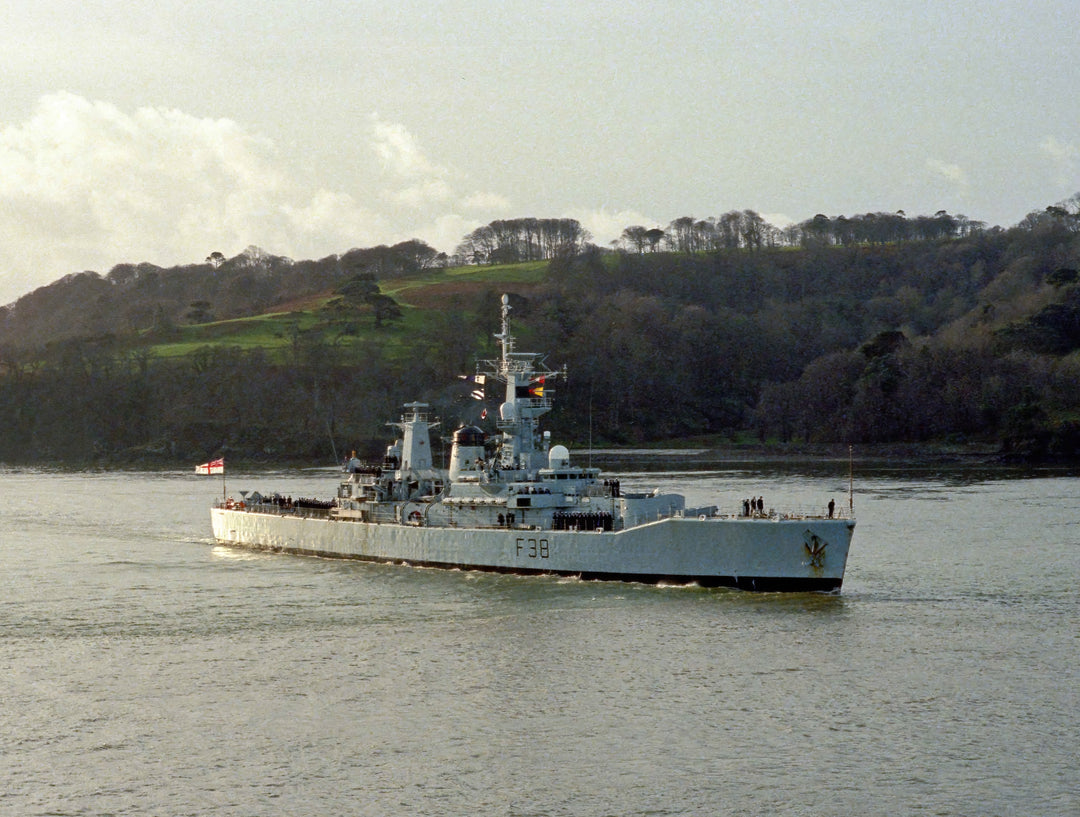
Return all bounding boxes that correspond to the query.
[449,425,487,481]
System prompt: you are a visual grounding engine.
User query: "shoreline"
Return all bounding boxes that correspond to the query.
[586,441,1002,463]
[6,440,1076,472]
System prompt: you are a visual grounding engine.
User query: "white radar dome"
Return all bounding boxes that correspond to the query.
[548,445,570,468]
[500,401,516,421]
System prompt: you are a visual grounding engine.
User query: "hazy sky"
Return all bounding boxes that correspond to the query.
[1,0,1078,304]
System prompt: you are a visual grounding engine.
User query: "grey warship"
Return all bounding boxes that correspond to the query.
[212,294,855,591]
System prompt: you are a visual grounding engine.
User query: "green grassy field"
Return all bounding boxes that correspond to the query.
[140,262,549,361]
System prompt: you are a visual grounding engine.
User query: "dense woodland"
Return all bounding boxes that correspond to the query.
[1,199,1079,465]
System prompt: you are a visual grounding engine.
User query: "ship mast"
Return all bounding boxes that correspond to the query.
[478,294,562,475]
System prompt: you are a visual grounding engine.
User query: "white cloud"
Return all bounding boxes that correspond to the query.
[279,190,389,253]
[1039,136,1080,184]
[461,191,513,212]
[369,114,449,180]
[1039,136,1080,162]
[569,206,661,247]
[0,94,509,304]
[760,211,795,229]
[0,92,326,301]
[925,158,968,190]
[386,179,456,209]
[422,213,485,256]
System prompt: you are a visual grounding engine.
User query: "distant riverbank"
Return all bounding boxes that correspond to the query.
[5,438,1077,472]
[584,439,1080,476]
[589,440,1000,464]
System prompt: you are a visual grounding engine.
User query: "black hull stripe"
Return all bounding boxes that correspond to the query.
[217,541,842,593]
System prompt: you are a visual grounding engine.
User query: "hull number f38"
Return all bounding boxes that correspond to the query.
[516,538,550,559]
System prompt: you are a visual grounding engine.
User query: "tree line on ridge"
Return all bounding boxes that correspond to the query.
[0,197,1078,463]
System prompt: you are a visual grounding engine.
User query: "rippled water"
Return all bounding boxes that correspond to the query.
[2,463,1078,816]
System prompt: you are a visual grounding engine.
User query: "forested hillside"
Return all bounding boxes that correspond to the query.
[1,203,1078,464]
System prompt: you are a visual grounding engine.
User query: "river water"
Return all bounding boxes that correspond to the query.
[2,461,1078,816]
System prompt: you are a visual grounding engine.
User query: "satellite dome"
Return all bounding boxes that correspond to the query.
[548,444,570,468]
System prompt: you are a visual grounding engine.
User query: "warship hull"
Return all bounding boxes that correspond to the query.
[211,506,854,591]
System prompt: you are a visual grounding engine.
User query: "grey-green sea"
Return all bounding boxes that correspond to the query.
[2,460,1078,816]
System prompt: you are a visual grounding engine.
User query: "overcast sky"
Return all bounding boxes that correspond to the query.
[1,0,1078,304]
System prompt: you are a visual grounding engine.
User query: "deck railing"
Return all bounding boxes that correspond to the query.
[706,504,853,520]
